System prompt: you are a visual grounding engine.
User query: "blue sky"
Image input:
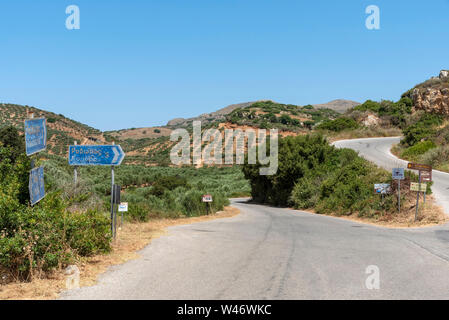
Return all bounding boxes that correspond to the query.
[1,0,448,131]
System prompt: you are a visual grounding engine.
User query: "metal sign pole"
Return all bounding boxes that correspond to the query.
[111,166,115,238]
[111,141,116,239]
[114,186,118,237]
[398,179,401,213]
[415,171,421,222]
[74,141,78,187]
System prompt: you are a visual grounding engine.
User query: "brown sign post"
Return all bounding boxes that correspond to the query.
[407,162,432,221]
[407,163,432,172]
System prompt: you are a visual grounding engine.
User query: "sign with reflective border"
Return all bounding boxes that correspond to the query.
[25,118,46,156]
[29,166,45,205]
[68,145,125,166]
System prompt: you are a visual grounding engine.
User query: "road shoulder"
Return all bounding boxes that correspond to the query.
[0,206,240,300]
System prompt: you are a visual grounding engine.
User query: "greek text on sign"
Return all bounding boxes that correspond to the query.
[374,184,390,194]
[29,166,45,206]
[25,118,47,155]
[420,171,432,182]
[407,162,432,172]
[68,145,125,166]
[410,182,427,192]
[202,194,213,202]
[118,202,128,212]
[392,168,405,180]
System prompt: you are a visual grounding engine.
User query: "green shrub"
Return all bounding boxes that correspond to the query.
[316,117,359,132]
[0,192,111,279]
[243,134,396,217]
[400,140,437,160]
[402,114,443,146]
[0,140,111,279]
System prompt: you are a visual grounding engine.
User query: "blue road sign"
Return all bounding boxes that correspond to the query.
[392,168,405,180]
[29,166,45,206]
[68,145,125,166]
[24,118,47,156]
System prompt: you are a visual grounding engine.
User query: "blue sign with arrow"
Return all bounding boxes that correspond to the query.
[24,118,47,156]
[68,145,125,166]
[29,166,45,206]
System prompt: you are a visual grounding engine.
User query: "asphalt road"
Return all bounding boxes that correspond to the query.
[60,137,449,300]
[61,203,449,299]
[333,136,449,215]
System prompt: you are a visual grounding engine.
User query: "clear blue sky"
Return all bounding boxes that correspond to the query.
[1,0,448,131]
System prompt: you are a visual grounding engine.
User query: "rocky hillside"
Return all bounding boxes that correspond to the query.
[412,70,449,115]
[0,103,107,156]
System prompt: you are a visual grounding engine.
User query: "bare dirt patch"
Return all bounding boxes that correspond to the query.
[0,206,240,300]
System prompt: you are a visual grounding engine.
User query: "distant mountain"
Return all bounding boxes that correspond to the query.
[166,101,261,127]
[166,99,359,127]
[312,99,360,113]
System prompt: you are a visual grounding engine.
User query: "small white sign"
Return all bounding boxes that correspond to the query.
[202,195,213,203]
[118,202,128,212]
[410,183,427,192]
[392,168,405,180]
[374,184,391,195]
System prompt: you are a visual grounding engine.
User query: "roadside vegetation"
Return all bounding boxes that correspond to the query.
[317,97,412,141]
[0,125,250,284]
[243,134,442,224]
[391,112,449,171]
[0,126,111,282]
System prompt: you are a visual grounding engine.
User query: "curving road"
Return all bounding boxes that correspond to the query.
[59,137,449,300]
[60,198,449,300]
[333,136,449,215]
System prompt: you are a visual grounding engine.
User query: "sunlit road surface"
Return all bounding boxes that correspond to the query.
[61,197,449,299]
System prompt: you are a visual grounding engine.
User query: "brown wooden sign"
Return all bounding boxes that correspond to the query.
[420,170,432,182]
[407,162,432,172]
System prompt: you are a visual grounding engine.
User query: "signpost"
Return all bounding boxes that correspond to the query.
[29,166,45,205]
[118,202,128,212]
[407,162,432,221]
[392,168,405,213]
[24,118,47,156]
[25,113,47,206]
[410,182,427,192]
[68,145,125,166]
[68,143,125,238]
[202,194,213,214]
[118,202,128,228]
[407,163,432,171]
[374,184,390,195]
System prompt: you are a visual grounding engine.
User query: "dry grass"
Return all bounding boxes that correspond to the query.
[296,195,448,228]
[0,206,240,300]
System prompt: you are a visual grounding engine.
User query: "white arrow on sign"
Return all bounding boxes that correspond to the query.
[112,146,120,164]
